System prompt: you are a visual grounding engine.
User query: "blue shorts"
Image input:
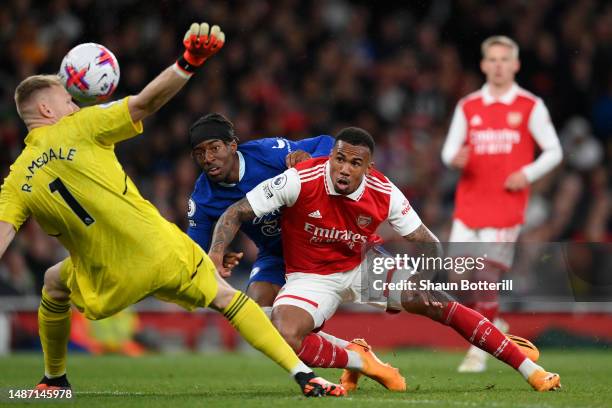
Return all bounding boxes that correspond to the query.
[247,254,286,288]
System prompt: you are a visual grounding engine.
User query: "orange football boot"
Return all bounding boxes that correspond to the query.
[339,338,369,391]
[345,339,406,391]
[528,369,561,392]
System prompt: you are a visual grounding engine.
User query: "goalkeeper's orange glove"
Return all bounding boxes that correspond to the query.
[176,22,225,75]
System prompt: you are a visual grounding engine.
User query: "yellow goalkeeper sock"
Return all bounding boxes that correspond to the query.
[223,292,310,375]
[38,289,71,378]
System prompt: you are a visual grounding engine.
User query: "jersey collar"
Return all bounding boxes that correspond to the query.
[218,151,245,187]
[482,83,519,106]
[323,161,366,201]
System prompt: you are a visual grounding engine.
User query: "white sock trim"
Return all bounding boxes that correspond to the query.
[518,358,542,380]
[346,350,363,370]
[317,331,350,349]
[289,361,312,376]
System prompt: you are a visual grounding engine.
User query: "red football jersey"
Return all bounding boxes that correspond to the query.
[442,84,559,228]
[246,157,422,274]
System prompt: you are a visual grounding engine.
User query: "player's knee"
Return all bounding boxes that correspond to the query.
[401,290,432,315]
[401,289,447,321]
[400,290,421,309]
[271,314,305,352]
[43,265,69,302]
[275,324,304,352]
[246,282,280,307]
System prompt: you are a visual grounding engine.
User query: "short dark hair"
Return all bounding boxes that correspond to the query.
[189,112,238,149]
[334,127,375,154]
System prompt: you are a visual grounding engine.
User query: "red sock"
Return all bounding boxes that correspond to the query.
[443,302,525,369]
[297,333,349,368]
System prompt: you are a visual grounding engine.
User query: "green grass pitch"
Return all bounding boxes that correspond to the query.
[1,349,611,407]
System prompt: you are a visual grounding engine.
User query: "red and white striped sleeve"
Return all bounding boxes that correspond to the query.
[246,168,301,217]
[387,182,422,236]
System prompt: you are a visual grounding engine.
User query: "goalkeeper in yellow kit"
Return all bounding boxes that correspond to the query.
[0,23,345,397]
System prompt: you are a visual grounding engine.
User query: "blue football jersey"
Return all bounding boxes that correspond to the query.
[187,136,334,260]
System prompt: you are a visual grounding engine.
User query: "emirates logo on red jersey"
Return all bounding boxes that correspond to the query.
[357,215,372,228]
[304,222,368,248]
[507,111,523,127]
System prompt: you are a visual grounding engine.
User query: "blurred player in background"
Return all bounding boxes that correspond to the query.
[441,36,563,373]
[187,113,387,389]
[209,127,561,392]
[0,23,344,397]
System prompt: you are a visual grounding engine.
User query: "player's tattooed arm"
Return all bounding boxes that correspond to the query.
[403,223,444,279]
[209,198,256,260]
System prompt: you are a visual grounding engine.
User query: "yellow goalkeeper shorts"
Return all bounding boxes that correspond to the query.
[60,234,219,320]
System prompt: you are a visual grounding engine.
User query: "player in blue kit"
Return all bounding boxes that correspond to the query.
[186,113,381,390]
[187,113,334,306]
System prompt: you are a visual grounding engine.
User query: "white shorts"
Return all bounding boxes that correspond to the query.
[273,262,388,329]
[448,219,521,270]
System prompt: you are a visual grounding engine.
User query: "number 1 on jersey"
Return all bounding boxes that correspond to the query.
[49,178,95,226]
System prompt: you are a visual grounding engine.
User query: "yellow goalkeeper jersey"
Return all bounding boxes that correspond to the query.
[0,97,204,317]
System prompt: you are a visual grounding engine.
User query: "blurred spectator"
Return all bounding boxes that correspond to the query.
[0,0,610,292]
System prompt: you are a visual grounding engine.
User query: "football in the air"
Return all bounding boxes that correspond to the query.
[58,42,120,104]
[507,334,540,362]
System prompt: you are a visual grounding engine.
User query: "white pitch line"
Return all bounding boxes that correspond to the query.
[76,391,148,396]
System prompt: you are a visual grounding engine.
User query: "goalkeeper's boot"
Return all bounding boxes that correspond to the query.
[339,338,369,391]
[295,372,346,397]
[346,340,406,391]
[35,374,71,390]
[528,369,561,392]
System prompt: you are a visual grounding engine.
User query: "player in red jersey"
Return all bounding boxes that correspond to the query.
[441,36,562,372]
[209,127,561,392]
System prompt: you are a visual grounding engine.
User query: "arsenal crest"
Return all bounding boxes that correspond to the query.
[507,111,523,127]
[357,215,372,228]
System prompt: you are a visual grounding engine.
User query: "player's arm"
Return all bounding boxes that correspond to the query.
[0,179,29,259]
[208,198,256,274]
[209,170,301,271]
[389,186,444,306]
[128,23,225,123]
[0,221,16,260]
[187,206,244,277]
[505,99,563,191]
[386,182,443,257]
[441,104,469,169]
[87,23,225,146]
[285,135,335,168]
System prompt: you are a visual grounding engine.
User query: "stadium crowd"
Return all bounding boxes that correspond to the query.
[0,0,611,295]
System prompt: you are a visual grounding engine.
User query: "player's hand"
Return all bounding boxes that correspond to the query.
[182,22,225,67]
[451,146,470,169]
[286,150,311,168]
[504,170,529,191]
[209,251,229,277]
[220,252,244,277]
